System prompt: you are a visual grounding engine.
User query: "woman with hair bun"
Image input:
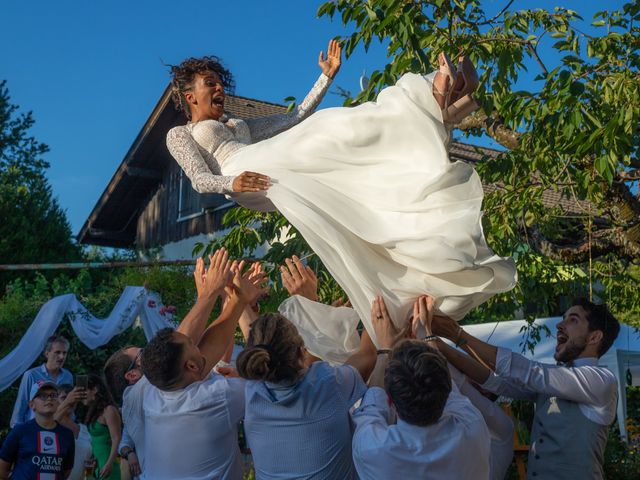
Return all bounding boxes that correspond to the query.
[166,41,516,359]
[236,310,389,480]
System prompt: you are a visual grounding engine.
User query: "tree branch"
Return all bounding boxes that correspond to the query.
[527,43,549,76]
[456,110,522,150]
[529,226,640,263]
[457,0,516,27]
[618,168,640,181]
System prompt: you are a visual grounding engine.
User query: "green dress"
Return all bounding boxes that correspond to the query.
[88,421,121,480]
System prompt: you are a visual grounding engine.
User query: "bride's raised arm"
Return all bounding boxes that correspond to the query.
[245,39,342,142]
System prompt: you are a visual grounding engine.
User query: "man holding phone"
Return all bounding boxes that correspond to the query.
[10,335,74,427]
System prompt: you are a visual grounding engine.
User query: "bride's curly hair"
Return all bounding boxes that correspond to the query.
[169,56,235,119]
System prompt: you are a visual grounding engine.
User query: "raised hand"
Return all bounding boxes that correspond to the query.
[318,39,342,79]
[280,255,319,302]
[194,257,206,298]
[202,248,233,299]
[412,295,435,338]
[371,295,408,349]
[226,261,269,306]
[63,386,87,405]
[232,171,271,193]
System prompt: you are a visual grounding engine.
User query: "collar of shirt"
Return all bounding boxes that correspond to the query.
[562,357,598,368]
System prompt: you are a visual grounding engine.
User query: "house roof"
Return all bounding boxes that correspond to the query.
[78,88,588,248]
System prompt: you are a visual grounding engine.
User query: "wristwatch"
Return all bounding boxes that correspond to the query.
[121,448,134,460]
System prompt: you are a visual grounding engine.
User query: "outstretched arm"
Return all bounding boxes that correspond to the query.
[245,39,341,142]
[414,296,493,385]
[198,267,268,374]
[424,298,609,404]
[348,296,408,384]
[431,310,499,370]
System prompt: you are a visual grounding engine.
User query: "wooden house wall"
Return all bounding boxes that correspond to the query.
[135,161,230,249]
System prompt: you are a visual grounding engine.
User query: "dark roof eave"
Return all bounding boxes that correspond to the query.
[77,85,174,245]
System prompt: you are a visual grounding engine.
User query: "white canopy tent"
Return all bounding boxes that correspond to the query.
[463,317,640,440]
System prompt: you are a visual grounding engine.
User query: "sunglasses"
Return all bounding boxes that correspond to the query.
[35,393,59,401]
[126,349,143,374]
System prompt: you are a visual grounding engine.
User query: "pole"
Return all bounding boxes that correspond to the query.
[0,260,196,271]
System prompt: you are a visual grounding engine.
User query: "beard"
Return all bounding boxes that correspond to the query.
[554,336,588,363]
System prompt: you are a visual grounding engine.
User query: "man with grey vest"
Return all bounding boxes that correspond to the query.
[427,298,620,480]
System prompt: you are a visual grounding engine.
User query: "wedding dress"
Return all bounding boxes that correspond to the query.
[167,71,517,355]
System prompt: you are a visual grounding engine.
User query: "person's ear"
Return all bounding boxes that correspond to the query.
[184,91,196,106]
[185,359,200,373]
[587,329,603,348]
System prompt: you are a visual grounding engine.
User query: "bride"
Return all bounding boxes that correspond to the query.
[166,39,517,353]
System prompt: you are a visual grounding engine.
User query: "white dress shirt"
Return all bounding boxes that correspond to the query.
[142,373,246,480]
[352,386,490,480]
[482,347,618,425]
[120,376,149,478]
[449,366,513,480]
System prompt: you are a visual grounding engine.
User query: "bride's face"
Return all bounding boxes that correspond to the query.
[186,71,226,122]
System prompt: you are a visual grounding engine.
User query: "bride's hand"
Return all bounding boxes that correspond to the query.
[318,39,342,79]
[232,171,271,192]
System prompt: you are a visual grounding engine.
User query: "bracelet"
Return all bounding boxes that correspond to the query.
[454,327,467,347]
[376,349,392,355]
[422,335,438,342]
[122,449,134,460]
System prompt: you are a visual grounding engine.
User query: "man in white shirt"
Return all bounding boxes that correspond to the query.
[449,365,514,480]
[140,255,265,480]
[351,296,490,480]
[429,297,620,480]
[103,249,252,479]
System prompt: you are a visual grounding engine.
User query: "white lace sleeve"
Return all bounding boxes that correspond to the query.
[245,73,332,142]
[166,127,235,194]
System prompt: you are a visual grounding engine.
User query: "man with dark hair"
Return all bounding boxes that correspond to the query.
[11,335,73,427]
[351,297,490,479]
[140,258,265,480]
[427,296,621,479]
[105,249,243,479]
[1,382,75,479]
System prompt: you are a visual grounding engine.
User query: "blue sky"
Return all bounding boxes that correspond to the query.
[0,1,622,236]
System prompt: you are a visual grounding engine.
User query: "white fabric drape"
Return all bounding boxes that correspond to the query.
[0,286,175,391]
[278,295,361,364]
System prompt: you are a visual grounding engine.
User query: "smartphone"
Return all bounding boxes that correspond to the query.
[76,374,88,390]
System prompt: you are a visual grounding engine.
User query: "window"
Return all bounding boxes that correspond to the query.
[177,171,234,221]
